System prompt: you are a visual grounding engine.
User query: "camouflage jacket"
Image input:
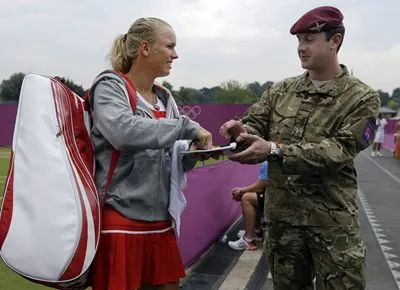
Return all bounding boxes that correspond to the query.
[242,66,380,226]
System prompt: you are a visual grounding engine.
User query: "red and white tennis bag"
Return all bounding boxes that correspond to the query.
[0,72,137,289]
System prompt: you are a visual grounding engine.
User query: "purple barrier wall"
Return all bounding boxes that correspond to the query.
[178,160,260,267]
[383,119,399,152]
[0,104,250,147]
[384,134,395,152]
[0,104,17,147]
[178,104,250,145]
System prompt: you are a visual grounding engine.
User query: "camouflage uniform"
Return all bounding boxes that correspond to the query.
[241,66,380,289]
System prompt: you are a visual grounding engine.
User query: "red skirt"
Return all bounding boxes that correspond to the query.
[90,207,185,290]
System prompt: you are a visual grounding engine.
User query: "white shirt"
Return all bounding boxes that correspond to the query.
[376,118,387,133]
[137,92,166,111]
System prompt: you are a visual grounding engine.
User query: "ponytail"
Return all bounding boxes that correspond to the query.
[110,34,132,73]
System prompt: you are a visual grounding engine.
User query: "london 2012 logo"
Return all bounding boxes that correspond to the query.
[178,105,202,119]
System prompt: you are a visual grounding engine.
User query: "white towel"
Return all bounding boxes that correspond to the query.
[169,140,189,236]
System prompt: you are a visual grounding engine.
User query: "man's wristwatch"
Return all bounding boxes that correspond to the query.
[269,142,281,160]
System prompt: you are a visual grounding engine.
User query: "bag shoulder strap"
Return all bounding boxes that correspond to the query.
[114,71,138,111]
[104,71,139,192]
[86,71,138,193]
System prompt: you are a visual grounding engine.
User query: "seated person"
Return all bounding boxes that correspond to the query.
[228,161,268,251]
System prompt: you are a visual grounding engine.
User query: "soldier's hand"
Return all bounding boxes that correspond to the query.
[229,133,271,164]
[193,127,212,149]
[220,120,247,140]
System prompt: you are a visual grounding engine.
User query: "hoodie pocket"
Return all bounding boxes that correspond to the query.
[121,150,161,205]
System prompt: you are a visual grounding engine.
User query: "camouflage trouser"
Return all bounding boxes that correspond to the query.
[264,220,366,290]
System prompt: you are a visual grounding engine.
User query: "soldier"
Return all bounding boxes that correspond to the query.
[220,6,380,290]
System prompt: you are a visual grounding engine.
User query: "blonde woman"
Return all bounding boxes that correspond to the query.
[88,17,212,290]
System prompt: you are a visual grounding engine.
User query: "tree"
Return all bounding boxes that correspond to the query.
[387,99,400,111]
[261,81,274,93]
[214,80,257,104]
[377,90,390,107]
[391,88,400,103]
[175,87,190,104]
[55,77,86,97]
[174,87,202,104]
[160,81,205,104]
[247,81,275,101]
[183,88,203,103]
[0,72,25,103]
[247,81,264,98]
[161,81,173,92]
[199,86,220,103]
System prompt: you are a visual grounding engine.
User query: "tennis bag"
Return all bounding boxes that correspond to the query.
[0,72,137,289]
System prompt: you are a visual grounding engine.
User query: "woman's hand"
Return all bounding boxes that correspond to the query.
[189,143,222,161]
[193,127,212,150]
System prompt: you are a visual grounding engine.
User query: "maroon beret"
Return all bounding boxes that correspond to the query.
[290,6,344,35]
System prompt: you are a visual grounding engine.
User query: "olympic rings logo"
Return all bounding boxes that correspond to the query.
[179,105,202,119]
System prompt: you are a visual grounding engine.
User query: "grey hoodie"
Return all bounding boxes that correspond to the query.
[89,71,200,221]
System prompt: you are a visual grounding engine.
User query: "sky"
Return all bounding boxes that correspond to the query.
[0,0,399,93]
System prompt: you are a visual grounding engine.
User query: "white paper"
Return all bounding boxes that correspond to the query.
[179,142,237,154]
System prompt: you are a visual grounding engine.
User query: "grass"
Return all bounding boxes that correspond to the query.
[0,263,51,290]
[0,147,10,154]
[195,155,226,168]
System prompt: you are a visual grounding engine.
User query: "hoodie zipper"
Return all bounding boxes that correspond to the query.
[135,104,160,220]
[136,96,177,220]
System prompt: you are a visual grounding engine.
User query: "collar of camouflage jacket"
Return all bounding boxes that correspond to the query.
[295,64,350,97]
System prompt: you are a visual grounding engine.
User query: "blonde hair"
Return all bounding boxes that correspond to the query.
[110,17,171,73]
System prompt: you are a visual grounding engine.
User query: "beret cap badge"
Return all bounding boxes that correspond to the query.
[309,22,327,32]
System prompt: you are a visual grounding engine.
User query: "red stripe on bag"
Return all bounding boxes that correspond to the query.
[59,178,88,280]
[63,86,100,246]
[52,82,87,278]
[0,152,15,247]
[51,81,97,279]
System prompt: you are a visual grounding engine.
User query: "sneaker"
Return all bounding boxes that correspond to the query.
[371,151,376,157]
[267,270,272,280]
[237,230,245,238]
[237,230,263,242]
[377,152,383,157]
[228,236,257,251]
